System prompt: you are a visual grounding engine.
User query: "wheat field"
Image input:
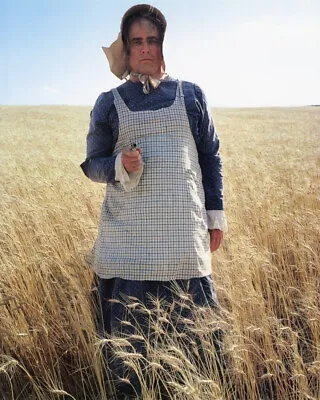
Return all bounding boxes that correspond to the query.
[0,105,319,400]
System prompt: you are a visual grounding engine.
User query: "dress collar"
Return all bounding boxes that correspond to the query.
[129,72,169,94]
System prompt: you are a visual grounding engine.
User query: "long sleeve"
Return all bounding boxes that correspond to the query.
[80,93,117,183]
[192,85,224,211]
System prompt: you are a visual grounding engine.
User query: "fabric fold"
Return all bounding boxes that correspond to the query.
[207,210,228,232]
[115,152,144,191]
[102,32,128,79]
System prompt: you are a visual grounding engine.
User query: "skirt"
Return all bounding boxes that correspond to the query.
[93,275,224,399]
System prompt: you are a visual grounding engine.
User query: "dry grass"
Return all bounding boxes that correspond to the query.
[0,105,319,399]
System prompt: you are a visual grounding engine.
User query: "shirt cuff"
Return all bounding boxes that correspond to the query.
[207,210,228,232]
[115,152,144,191]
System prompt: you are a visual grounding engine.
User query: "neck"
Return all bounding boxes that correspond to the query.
[129,71,168,94]
[130,69,165,80]
[150,70,164,80]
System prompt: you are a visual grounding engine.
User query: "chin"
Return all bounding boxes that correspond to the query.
[144,71,155,76]
[139,68,153,75]
[138,64,156,75]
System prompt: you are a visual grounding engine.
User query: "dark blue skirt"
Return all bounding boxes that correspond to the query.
[97,275,219,335]
[94,275,224,399]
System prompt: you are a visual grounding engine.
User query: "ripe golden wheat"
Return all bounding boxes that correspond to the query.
[0,106,319,399]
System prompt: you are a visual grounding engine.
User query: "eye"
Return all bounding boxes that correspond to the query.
[147,37,160,46]
[131,38,143,46]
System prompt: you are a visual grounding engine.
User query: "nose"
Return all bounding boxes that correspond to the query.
[141,41,150,54]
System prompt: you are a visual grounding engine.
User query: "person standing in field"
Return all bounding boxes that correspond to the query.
[81,4,228,398]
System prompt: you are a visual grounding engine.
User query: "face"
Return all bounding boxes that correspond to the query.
[128,18,164,78]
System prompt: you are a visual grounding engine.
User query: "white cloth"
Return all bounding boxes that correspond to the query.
[207,210,228,232]
[115,152,144,192]
[129,72,169,94]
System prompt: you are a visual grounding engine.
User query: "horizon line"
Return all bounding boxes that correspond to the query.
[1,104,319,109]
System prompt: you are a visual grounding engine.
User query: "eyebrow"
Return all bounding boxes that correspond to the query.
[130,35,159,41]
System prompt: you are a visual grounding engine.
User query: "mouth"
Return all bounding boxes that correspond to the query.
[140,59,152,62]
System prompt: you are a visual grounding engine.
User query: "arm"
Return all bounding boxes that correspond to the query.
[193,85,228,250]
[194,84,224,211]
[80,93,117,183]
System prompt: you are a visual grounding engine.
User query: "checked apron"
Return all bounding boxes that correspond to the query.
[91,81,212,281]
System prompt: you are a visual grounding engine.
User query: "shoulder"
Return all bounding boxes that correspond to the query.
[178,80,207,116]
[180,80,205,103]
[91,91,114,120]
[90,82,130,121]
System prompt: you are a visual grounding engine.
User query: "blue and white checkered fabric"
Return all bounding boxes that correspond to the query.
[92,81,212,280]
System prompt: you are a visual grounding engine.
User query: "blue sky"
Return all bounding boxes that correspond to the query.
[1,0,319,107]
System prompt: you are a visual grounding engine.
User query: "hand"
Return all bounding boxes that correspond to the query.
[121,147,143,173]
[209,229,223,252]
